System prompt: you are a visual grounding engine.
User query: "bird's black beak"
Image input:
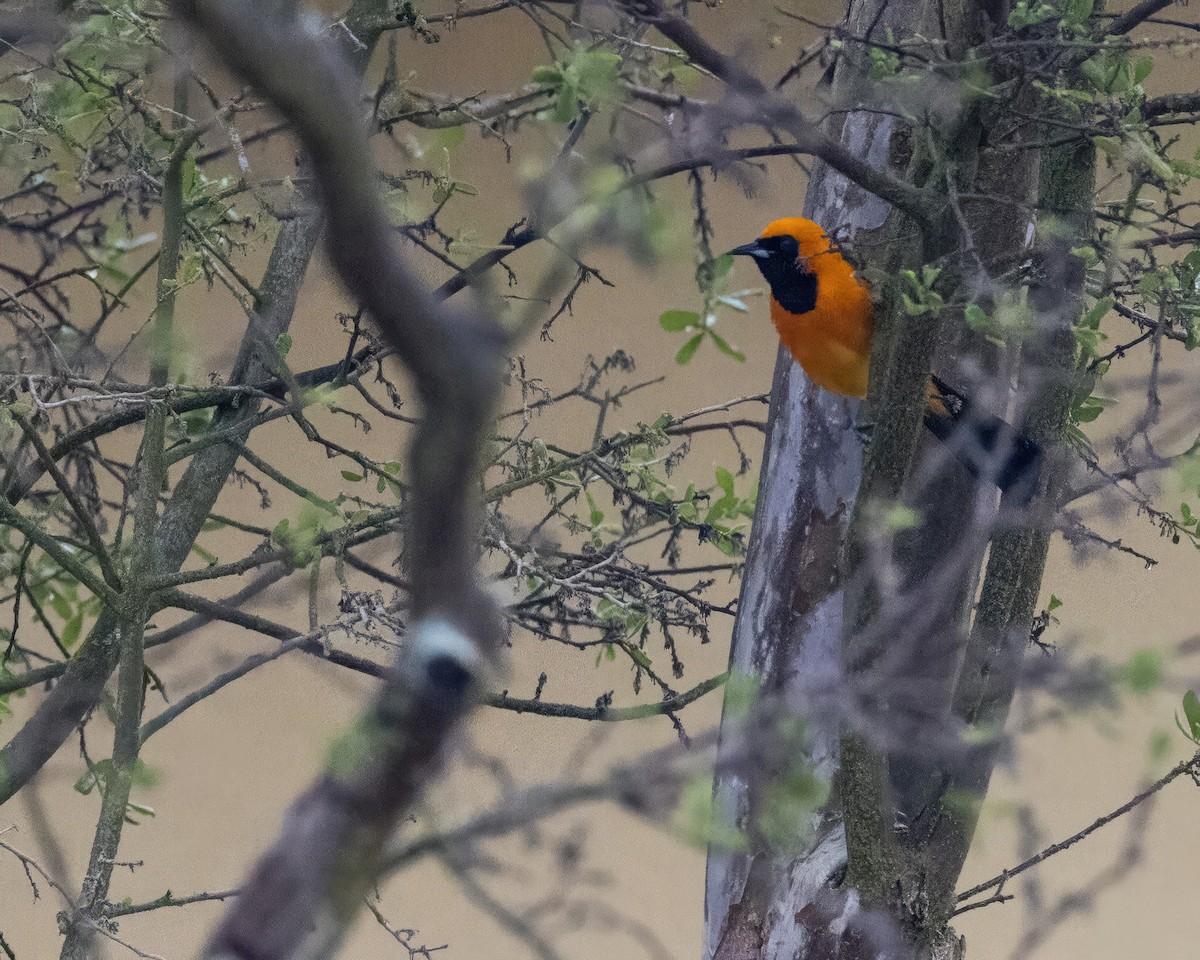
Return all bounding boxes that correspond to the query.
[727,240,769,259]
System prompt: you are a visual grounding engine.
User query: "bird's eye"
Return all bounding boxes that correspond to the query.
[759,235,799,258]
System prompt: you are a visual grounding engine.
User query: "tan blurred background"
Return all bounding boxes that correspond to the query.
[2,2,1199,958]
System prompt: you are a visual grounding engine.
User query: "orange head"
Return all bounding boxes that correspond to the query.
[727,217,844,314]
[758,217,839,259]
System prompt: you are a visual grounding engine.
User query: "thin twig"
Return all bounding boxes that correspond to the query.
[956,750,1200,905]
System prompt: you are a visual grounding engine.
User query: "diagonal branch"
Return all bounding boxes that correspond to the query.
[616,0,931,222]
[0,3,371,813]
[170,1,517,957]
[1105,0,1176,35]
[955,749,1200,908]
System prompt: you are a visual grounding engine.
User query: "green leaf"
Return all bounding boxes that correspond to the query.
[585,491,604,526]
[45,589,73,622]
[1074,398,1106,423]
[131,758,159,789]
[552,83,578,123]
[964,303,990,331]
[75,758,112,796]
[434,125,465,152]
[183,408,212,436]
[756,759,830,852]
[1008,1,1057,30]
[570,49,622,104]
[626,645,652,670]
[1079,57,1106,91]
[709,332,746,362]
[537,45,625,124]
[672,771,748,852]
[179,152,198,198]
[596,598,622,622]
[659,309,699,332]
[61,612,83,650]
[275,332,293,360]
[340,470,363,482]
[301,384,340,409]
[1184,690,1200,729]
[1080,296,1115,330]
[710,253,734,280]
[177,251,204,286]
[675,332,704,365]
[712,533,741,557]
[1061,0,1094,27]
[1123,649,1163,694]
[715,466,735,500]
[1177,690,1200,741]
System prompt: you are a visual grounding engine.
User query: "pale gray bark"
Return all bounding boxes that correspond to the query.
[703,117,893,959]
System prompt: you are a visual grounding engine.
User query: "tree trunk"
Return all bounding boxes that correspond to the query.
[703,78,897,960]
[703,0,1088,956]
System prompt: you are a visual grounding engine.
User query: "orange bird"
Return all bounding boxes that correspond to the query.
[730,217,1041,494]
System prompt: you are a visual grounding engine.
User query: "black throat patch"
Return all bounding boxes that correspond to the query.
[759,260,818,315]
[742,235,819,315]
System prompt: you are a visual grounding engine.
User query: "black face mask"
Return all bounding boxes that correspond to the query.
[728,234,818,315]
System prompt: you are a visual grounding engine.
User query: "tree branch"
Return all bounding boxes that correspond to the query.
[1105,0,1176,36]
[59,71,190,958]
[170,1,515,956]
[955,750,1200,907]
[0,0,375,812]
[616,0,932,222]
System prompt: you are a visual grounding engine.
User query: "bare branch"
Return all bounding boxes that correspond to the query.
[488,670,728,721]
[955,750,1200,907]
[1105,0,1177,36]
[615,0,931,222]
[169,0,518,955]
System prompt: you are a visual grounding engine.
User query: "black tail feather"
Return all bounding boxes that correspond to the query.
[923,374,1043,498]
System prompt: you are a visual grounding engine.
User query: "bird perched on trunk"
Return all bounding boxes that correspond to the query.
[729,216,1041,494]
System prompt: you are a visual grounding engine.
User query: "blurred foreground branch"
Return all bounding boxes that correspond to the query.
[172,1,511,957]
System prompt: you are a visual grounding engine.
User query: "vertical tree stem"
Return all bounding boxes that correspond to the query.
[921,122,1098,930]
[0,0,388,813]
[58,73,190,960]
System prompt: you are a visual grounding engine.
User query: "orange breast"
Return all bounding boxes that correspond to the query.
[770,248,873,399]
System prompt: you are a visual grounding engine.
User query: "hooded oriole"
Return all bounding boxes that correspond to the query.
[730,217,1041,494]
